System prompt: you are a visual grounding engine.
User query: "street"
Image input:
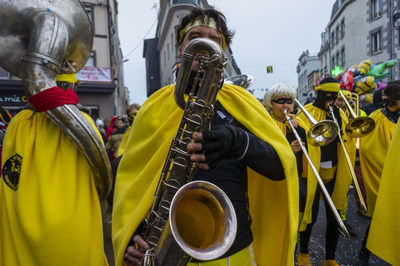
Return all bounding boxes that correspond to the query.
[103,187,390,266]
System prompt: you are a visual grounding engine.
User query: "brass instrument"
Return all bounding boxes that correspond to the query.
[329,105,368,213]
[295,99,339,146]
[283,110,349,237]
[0,0,112,199]
[338,90,375,138]
[0,0,111,199]
[225,74,255,89]
[141,38,237,266]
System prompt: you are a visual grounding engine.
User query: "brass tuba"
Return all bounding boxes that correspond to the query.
[141,38,237,266]
[0,0,111,199]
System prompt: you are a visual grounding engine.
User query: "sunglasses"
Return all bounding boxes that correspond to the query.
[272,97,293,104]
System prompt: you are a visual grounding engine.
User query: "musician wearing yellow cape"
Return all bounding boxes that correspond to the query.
[367,118,400,265]
[358,81,400,265]
[112,8,298,266]
[296,78,355,266]
[263,83,320,231]
[0,74,108,266]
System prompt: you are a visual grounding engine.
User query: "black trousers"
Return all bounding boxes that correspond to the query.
[299,178,340,260]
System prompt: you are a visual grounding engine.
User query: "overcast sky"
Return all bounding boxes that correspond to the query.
[118,0,336,104]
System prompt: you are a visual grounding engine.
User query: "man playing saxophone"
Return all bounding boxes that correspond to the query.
[112,7,298,266]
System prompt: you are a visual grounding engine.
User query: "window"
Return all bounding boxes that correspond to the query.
[84,6,94,23]
[341,19,345,39]
[170,0,199,5]
[372,31,382,53]
[341,47,345,67]
[85,51,96,67]
[336,52,340,68]
[336,26,339,44]
[167,43,170,60]
[331,31,335,48]
[371,0,382,19]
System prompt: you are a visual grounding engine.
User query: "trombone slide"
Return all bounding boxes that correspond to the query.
[283,110,349,237]
[329,106,368,213]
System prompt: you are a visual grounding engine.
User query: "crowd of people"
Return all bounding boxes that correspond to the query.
[0,4,399,266]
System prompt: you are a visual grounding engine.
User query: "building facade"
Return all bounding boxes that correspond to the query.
[143,0,241,97]
[296,50,320,104]
[318,0,400,81]
[0,0,127,119]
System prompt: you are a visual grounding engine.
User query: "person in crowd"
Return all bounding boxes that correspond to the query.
[105,116,129,161]
[96,118,107,143]
[264,83,319,233]
[126,103,141,127]
[112,7,299,266]
[0,64,108,266]
[362,89,384,116]
[116,103,141,158]
[358,80,400,265]
[366,118,400,266]
[296,77,356,266]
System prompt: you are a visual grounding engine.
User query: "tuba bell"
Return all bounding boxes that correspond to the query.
[0,0,111,199]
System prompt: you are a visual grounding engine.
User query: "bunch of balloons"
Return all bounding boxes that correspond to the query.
[331,59,396,102]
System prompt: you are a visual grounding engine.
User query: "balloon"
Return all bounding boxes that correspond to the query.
[354,76,376,95]
[353,59,372,77]
[339,70,354,91]
[367,59,397,80]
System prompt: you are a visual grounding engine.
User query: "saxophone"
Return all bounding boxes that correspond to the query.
[141,38,237,266]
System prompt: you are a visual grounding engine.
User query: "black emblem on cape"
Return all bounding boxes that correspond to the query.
[2,154,22,191]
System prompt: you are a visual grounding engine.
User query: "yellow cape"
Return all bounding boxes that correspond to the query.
[297,103,355,216]
[0,110,107,266]
[112,84,299,266]
[367,118,400,265]
[360,109,396,217]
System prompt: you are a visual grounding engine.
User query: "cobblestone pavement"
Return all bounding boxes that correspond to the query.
[103,188,390,266]
[301,187,390,266]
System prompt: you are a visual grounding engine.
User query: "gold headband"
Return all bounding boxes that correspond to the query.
[315,82,340,92]
[179,16,226,50]
[56,73,77,83]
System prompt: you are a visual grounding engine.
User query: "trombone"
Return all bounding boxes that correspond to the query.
[295,99,339,146]
[283,109,349,237]
[329,105,368,213]
[338,90,375,138]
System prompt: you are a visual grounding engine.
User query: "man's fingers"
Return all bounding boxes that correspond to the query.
[191,132,203,141]
[187,142,202,152]
[133,235,149,250]
[124,251,142,265]
[190,153,206,162]
[198,163,210,170]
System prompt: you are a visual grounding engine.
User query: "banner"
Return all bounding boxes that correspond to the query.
[77,66,112,83]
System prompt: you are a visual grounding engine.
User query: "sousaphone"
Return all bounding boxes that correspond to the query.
[0,0,111,200]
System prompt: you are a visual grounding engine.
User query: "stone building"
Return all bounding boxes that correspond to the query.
[0,0,127,118]
[143,0,241,97]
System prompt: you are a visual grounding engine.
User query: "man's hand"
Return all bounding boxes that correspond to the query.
[290,140,303,153]
[124,235,149,266]
[187,126,234,169]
